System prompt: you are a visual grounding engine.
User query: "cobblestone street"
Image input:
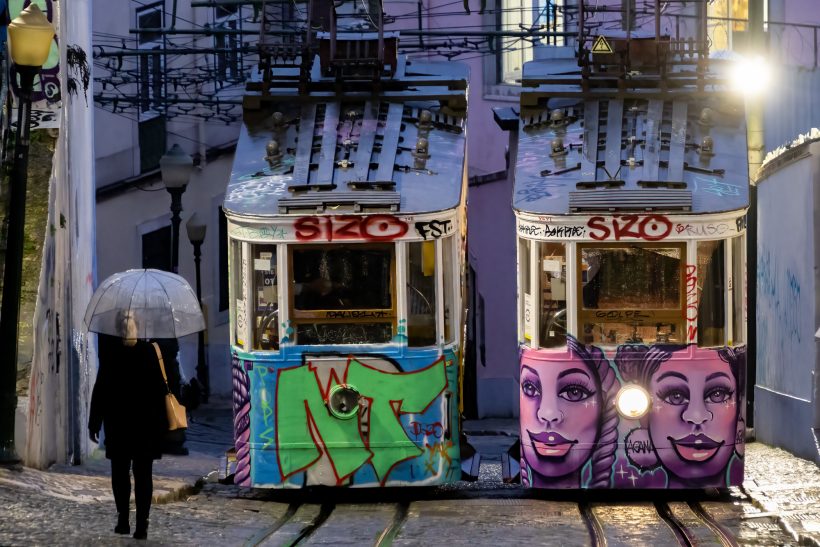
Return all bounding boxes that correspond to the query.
[1,407,818,546]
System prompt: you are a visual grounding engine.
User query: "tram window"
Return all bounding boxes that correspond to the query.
[231,239,246,349]
[443,237,456,344]
[578,244,684,346]
[731,236,745,344]
[539,242,567,348]
[519,238,532,345]
[252,244,279,351]
[291,244,395,345]
[697,240,726,347]
[407,241,437,346]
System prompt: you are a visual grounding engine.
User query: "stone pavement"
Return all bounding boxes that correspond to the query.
[0,400,234,506]
[1,405,819,546]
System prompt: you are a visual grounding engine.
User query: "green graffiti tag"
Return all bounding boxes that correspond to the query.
[275,357,447,484]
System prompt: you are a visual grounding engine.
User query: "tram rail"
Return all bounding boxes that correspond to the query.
[242,497,754,546]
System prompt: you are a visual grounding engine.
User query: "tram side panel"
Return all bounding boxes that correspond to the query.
[519,341,746,489]
[232,348,461,488]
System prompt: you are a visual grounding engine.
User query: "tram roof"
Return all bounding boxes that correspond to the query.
[513,58,750,217]
[223,55,468,219]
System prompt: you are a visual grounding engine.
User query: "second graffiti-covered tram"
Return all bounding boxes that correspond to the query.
[224,31,470,488]
[511,29,749,489]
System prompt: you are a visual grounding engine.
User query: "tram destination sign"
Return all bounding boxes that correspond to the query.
[517,212,747,242]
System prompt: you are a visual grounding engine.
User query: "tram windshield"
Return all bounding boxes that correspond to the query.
[291,244,394,345]
[579,243,684,346]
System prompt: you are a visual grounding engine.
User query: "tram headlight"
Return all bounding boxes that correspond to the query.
[615,384,651,419]
[327,384,360,420]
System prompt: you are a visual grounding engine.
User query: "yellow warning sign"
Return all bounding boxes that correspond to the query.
[591,35,613,54]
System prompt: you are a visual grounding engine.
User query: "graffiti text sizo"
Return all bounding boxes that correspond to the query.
[294,215,409,242]
[587,215,673,241]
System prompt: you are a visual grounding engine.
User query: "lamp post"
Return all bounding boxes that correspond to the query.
[186,213,208,403]
[0,5,55,463]
[159,144,193,274]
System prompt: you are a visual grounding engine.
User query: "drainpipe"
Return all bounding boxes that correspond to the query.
[746,0,766,429]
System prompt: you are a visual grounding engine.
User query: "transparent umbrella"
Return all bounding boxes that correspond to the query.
[84,269,205,339]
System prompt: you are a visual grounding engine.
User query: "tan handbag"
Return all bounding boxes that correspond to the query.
[152,342,188,431]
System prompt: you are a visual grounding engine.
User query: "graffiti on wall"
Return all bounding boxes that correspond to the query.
[237,352,459,487]
[519,336,745,489]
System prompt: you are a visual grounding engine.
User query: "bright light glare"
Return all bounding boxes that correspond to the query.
[615,385,651,419]
[730,56,771,96]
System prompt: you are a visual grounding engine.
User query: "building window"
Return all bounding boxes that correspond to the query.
[136,3,163,45]
[214,1,240,19]
[214,19,241,83]
[142,225,171,271]
[136,2,164,113]
[497,0,566,84]
[708,0,746,51]
[138,116,166,172]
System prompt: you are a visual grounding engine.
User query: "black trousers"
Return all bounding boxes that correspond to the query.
[111,457,153,522]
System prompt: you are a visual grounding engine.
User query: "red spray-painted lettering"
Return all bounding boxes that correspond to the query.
[294,215,409,242]
[685,264,698,342]
[587,214,673,241]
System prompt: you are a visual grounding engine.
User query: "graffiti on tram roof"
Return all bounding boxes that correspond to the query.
[518,223,586,238]
[518,214,745,241]
[294,215,409,242]
[229,225,289,241]
[673,222,731,237]
[415,219,454,240]
[692,175,743,198]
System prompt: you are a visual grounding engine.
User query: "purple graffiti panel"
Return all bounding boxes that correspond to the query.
[519,336,745,489]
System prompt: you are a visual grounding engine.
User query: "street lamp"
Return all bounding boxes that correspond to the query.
[159,144,194,274]
[0,4,55,463]
[185,213,208,403]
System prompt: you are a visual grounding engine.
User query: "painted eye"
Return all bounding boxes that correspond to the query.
[558,384,594,402]
[706,387,733,404]
[522,379,540,398]
[659,389,689,406]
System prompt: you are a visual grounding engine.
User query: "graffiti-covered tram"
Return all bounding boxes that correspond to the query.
[510,31,749,489]
[223,31,470,487]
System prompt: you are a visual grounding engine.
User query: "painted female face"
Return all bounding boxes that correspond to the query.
[648,355,737,482]
[520,353,601,480]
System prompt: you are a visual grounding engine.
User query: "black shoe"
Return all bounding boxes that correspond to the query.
[114,514,129,535]
[133,521,148,540]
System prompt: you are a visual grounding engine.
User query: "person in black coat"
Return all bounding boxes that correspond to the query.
[89,311,168,540]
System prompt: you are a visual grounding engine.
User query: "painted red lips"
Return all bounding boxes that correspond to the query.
[669,434,724,463]
[528,430,577,458]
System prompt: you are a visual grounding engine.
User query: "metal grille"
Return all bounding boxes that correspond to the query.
[568,189,692,212]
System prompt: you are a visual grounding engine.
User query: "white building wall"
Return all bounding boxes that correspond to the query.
[755,139,820,463]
